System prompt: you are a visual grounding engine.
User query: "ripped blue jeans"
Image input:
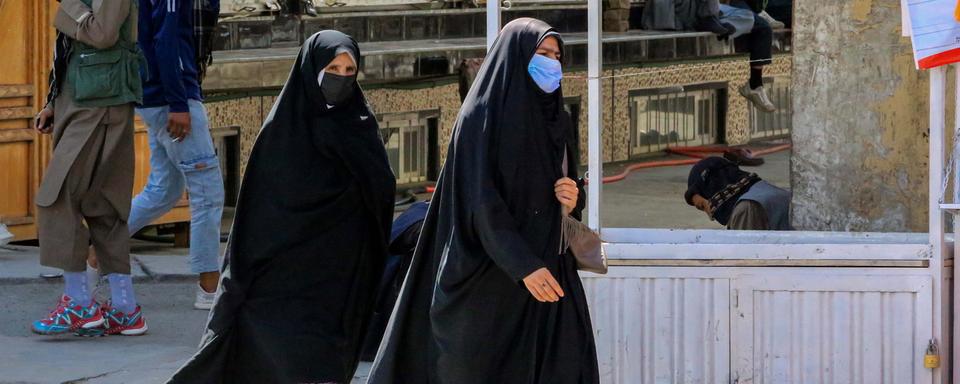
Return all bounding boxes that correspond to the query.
[129,99,224,274]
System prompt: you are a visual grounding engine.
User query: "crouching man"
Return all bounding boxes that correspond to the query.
[685,157,792,230]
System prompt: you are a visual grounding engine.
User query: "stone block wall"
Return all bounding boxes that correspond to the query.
[207,54,792,182]
[791,0,930,232]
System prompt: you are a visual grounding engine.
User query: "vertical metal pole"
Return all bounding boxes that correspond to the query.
[587,0,602,231]
[486,0,500,50]
[949,63,960,384]
[929,66,947,384]
[944,64,960,383]
[941,64,960,207]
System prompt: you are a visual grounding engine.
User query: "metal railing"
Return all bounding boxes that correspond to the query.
[380,111,437,184]
[749,77,792,140]
[628,84,724,156]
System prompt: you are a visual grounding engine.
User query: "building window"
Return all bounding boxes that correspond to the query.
[628,83,725,156]
[380,110,438,185]
[749,77,792,139]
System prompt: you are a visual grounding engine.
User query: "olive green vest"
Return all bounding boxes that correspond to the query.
[65,0,144,108]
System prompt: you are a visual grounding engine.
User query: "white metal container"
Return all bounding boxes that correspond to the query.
[582,231,942,384]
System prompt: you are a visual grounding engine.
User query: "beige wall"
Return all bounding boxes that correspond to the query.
[791,0,933,232]
[207,54,793,179]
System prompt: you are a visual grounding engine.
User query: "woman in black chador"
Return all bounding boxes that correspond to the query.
[368,18,599,384]
[167,30,396,384]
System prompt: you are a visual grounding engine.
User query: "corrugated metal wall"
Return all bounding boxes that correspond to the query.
[732,275,933,384]
[584,271,934,384]
[584,277,731,383]
[745,291,917,383]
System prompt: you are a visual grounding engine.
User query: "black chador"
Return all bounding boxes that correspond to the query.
[167,31,396,384]
[368,18,600,384]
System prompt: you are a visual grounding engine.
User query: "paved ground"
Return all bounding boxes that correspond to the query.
[0,280,206,384]
[594,148,790,229]
[0,246,373,384]
[0,147,787,383]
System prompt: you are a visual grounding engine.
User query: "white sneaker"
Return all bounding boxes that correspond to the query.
[740,84,777,113]
[0,224,12,246]
[758,10,786,29]
[194,284,217,310]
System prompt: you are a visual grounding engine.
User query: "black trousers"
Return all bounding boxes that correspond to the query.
[730,0,773,66]
[765,0,792,28]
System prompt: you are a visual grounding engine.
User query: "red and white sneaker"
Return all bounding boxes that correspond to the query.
[101,303,148,336]
[31,295,104,335]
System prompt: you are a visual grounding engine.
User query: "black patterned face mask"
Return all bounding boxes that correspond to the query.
[707,173,761,222]
[319,72,356,107]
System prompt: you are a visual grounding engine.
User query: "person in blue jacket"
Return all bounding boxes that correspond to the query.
[360,201,430,361]
[131,0,225,309]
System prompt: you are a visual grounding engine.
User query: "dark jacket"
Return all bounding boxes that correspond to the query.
[138,0,202,112]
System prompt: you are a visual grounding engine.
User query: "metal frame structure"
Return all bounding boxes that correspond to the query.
[485,2,952,382]
[931,65,955,384]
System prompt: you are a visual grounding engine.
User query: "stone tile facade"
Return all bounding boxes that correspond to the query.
[206,54,792,180]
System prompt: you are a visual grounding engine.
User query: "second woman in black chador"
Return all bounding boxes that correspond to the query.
[369,18,600,384]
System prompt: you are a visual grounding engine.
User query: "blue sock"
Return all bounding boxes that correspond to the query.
[63,271,91,305]
[107,274,137,314]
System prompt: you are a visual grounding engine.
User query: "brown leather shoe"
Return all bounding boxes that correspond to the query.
[724,148,765,166]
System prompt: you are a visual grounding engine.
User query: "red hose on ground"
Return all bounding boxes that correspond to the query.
[591,143,792,185]
[420,143,791,191]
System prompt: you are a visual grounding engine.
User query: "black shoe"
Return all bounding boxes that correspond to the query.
[723,148,765,167]
[717,23,737,41]
[695,16,730,35]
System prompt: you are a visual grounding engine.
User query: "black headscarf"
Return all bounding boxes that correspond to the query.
[167,31,396,384]
[369,18,599,384]
[685,156,760,225]
[223,30,395,281]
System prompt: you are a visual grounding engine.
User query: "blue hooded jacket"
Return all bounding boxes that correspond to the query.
[138,0,203,112]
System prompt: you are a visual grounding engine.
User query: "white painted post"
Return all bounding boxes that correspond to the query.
[486,0,500,50]
[930,66,947,384]
[586,0,602,231]
[941,64,960,206]
[949,64,960,384]
[949,63,960,384]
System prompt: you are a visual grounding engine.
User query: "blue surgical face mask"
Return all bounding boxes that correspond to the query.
[528,54,563,93]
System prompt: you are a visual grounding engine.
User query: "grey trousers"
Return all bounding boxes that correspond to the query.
[727,200,769,230]
[37,98,135,275]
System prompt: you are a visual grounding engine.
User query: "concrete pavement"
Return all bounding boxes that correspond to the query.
[0,246,372,384]
[592,148,790,229]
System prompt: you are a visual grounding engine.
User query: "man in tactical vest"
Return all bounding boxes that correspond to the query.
[32,0,148,336]
[685,157,793,231]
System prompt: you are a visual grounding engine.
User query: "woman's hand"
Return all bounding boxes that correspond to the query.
[555,177,579,216]
[522,267,564,302]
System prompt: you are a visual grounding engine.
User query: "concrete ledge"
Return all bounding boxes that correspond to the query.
[213,30,726,64]
[206,29,791,91]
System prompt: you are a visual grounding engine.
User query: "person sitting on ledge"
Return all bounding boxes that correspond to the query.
[641,0,781,112]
